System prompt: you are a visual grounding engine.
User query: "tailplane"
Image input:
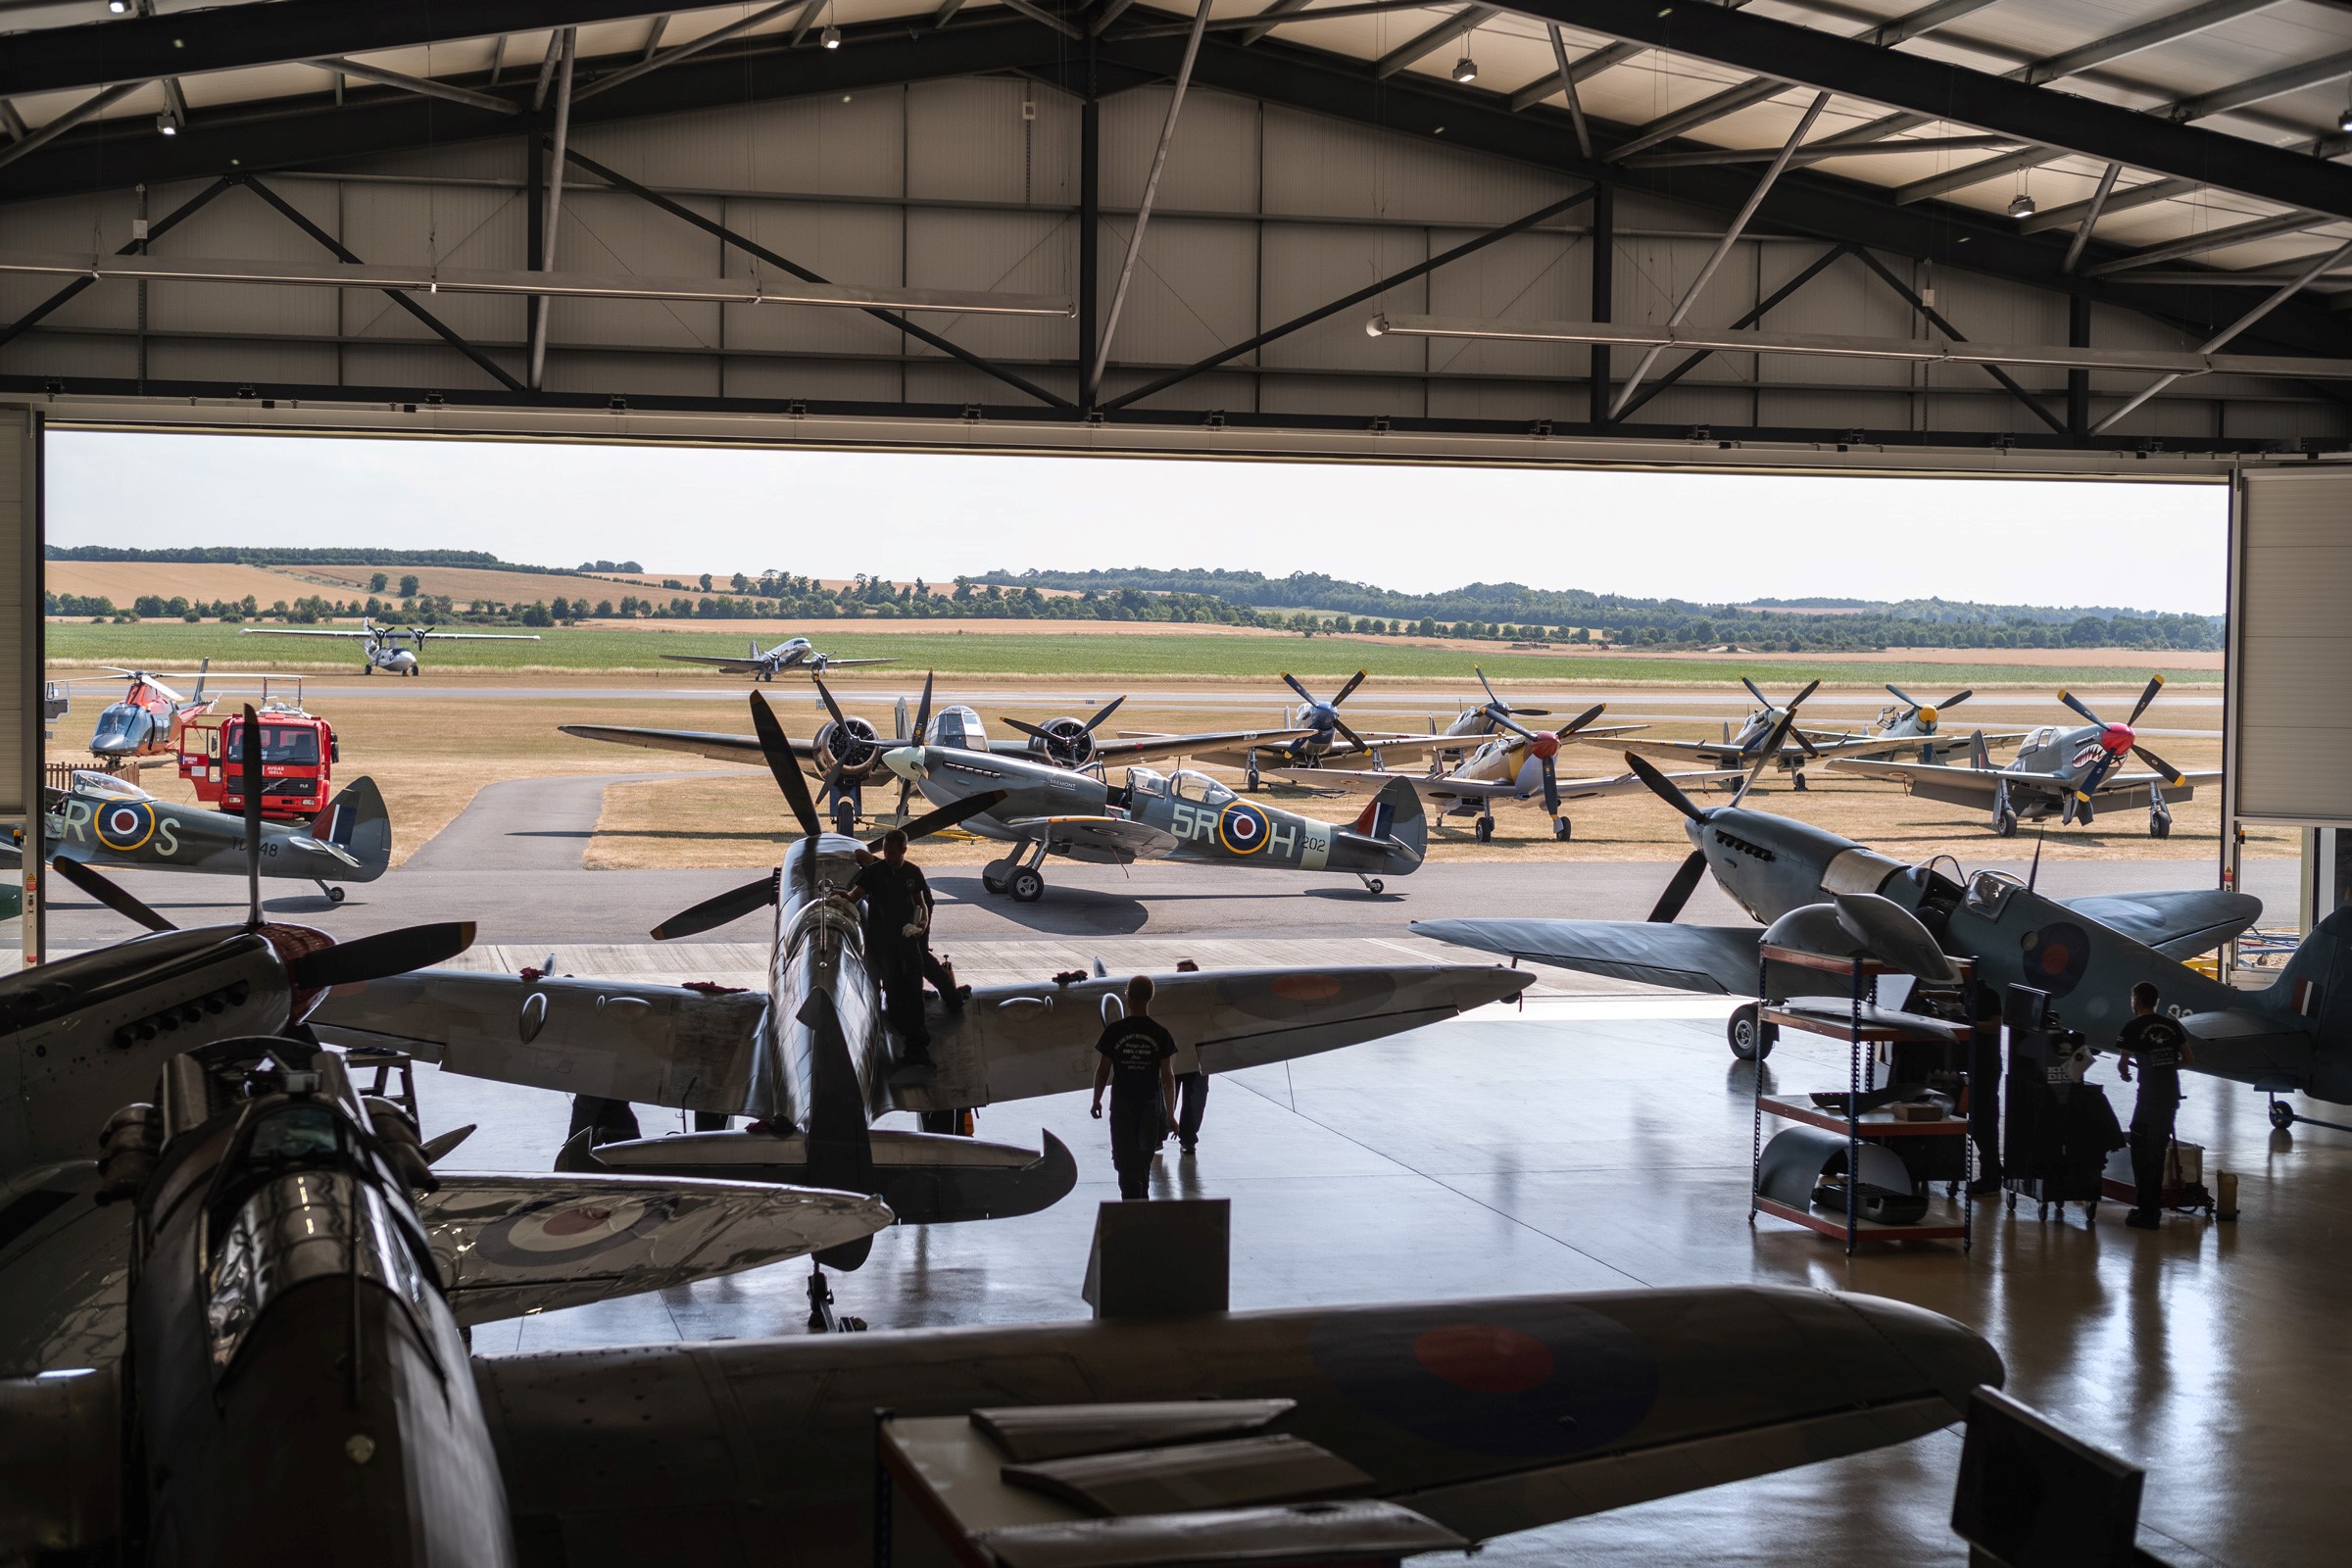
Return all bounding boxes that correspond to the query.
[1354,775,1427,864]
[2259,906,2352,1040]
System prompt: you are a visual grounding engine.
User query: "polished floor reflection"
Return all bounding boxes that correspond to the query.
[430,996,2345,1567]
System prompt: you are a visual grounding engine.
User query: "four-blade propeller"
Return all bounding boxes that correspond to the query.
[1280,670,1372,757]
[2056,674,2180,814]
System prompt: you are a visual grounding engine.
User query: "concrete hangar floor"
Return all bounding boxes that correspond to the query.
[44,784,2339,1568]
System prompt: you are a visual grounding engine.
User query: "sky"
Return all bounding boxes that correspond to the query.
[48,431,2230,612]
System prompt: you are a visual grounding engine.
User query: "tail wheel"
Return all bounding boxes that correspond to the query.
[1728,1003,1775,1061]
[1009,867,1045,903]
[326,886,346,905]
[2271,1099,2296,1131]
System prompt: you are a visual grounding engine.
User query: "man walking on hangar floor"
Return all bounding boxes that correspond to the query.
[1092,975,1180,1200]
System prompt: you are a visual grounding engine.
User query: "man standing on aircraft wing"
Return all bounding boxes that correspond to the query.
[844,829,935,1069]
[1091,975,1179,1200]
[2115,981,2194,1230]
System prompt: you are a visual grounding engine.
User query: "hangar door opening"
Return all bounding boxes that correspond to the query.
[2230,466,2352,936]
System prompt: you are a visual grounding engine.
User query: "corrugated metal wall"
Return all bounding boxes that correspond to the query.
[1,79,2342,441]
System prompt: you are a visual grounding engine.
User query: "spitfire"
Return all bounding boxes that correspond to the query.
[662,633,897,679]
[44,765,390,904]
[241,615,540,675]
[1830,674,2215,836]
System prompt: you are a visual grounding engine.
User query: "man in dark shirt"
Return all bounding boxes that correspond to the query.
[846,830,934,1067]
[2115,980,2195,1230]
[1091,975,1179,1200]
[1966,984,2004,1197]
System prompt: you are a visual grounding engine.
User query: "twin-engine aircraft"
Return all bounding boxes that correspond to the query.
[316,692,1516,1272]
[563,671,1310,832]
[241,616,539,675]
[662,633,897,679]
[1829,675,2215,837]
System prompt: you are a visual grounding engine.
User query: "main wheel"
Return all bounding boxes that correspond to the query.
[1728,1003,1775,1061]
[1552,816,1571,842]
[325,886,346,905]
[1362,878,1384,896]
[1008,866,1045,903]
[981,873,1005,896]
[1475,816,1494,844]
[2271,1099,2296,1131]
[2150,813,2173,840]
[1994,809,2019,838]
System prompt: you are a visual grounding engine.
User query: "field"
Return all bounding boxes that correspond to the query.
[49,560,641,609]
[45,621,2226,687]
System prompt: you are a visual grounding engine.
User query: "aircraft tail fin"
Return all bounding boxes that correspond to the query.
[312,775,392,882]
[1353,775,1426,864]
[1970,729,1991,770]
[2258,906,2352,1039]
[192,656,210,702]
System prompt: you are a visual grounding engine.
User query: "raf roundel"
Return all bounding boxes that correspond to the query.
[471,1192,677,1268]
[1217,800,1271,856]
[94,800,158,853]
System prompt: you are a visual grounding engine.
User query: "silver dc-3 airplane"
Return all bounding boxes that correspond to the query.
[883,736,1432,901]
[1829,675,2216,837]
[241,616,540,675]
[661,634,897,679]
[564,671,1311,833]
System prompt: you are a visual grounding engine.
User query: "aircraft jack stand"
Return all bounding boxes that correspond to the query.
[2269,1094,2352,1138]
[314,879,346,904]
[808,1263,867,1334]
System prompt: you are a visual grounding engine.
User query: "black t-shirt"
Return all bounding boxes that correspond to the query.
[1096,1016,1177,1106]
[2118,1012,2186,1121]
[852,860,929,943]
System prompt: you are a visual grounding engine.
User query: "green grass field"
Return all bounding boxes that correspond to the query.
[42,620,2221,686]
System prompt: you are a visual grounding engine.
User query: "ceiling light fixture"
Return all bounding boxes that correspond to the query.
[108,0,128,12]
[2338,102,2352,133]
[2006,192,2036,219]
[155,108,180,136]
[821,24,841,48]
[1451,55,1478,84]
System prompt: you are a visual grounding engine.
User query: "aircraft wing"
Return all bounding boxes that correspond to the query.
[420,1173,892,1327]
[1615,736,1746,766]
[1824,758,2017,808]
[2171,1008,2319,1092]
[658,655,773,672]
[1411,918,1763,995]
[560,722,771,764]
[309,969,767,1115]
[238,626,371,639]
[2062,889,2263,959]
[1800,730,2028,762]
[1089,728,1313,766]
[0,1163,129,1376]
[475,1283,1997,1565]
[416,631,540,641]
[1002,814,1181,865]
[1270,767,1736,804]
[809,657,897,667]
[899,963,1531,1111]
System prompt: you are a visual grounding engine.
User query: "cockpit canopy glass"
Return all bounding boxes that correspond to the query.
[1171,769,1236,806]
[930,705,988,750]
[89,705,153,752]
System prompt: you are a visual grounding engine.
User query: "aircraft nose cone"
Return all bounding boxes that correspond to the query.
[2104,722,2134,753]
[1531,732,1560,760]
[883,745,925,780]
[1917,706,1937,727]
[1829,1290,2006,1413]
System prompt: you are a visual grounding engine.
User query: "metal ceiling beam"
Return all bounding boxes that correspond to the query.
[0,174,233,354]
[1544,24,1591,161]
[641,17,671,59]
[0,0,680,97]
[313,56,523,116]
[2060,164,2119,275]
[1612,242,1852,420]
[0,101,27,141]
[1848,245,2064,432]
[1000,0,1085,39]
[1505,39,1641,113]
[1091,0,1141,35]
[2022,176,2194,236]
[2081,211,2342,278]
[1489,0,2352,220]
[2093,239,2352,430]
[1624,134,2019,170]
[1239,0,1312,45]
[530,28,577,391]
[1091,0,1212,400]
[0,80,144,172]
[1373,6,1496,79]
[575,0,810,103]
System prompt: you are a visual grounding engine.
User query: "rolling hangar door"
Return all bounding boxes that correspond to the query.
[2230,468,2352,937]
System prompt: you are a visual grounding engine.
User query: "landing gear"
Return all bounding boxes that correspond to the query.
[1790,769,1809,793]
[2150,785,2173,839]
[1993,808,2019,838]
[983,840,1049,902]
[1008,866,1044,903]
[834,796,858,836]
[806,1263,866,1333]
[2271,1096,2297,1131]
[1552,816,1572,842]
[1357,874,1385,896]
[1245,755,1261,793]
[1474,813,1494,844]
[1728,1003,1775,1061]
[315,880,346,904]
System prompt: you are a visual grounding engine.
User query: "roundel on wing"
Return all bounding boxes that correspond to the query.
[470,1192,677,1268]
[2020,921,2092,997]
[1307,1300,1658,1459]
[1217,801,1270,856]
[94,800,157,852]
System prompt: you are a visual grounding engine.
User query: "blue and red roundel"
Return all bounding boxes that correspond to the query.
[1307,1300,1659,1458]
[93,800,157,852]
[2020,921,2092,997]
[1217,801,1271,856]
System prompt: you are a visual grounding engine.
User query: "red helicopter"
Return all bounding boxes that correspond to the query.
[68,661,223,769]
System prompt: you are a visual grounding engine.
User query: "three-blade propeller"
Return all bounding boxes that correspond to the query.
[896,671,936,822]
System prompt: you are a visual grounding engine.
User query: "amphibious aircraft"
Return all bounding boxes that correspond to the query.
[1414,754,2271,1067]
[883,736,1431,899]
[65,663,220,766]
[1828,675,2215,837]
[42,761,390,903]
[241,616,539,675]
[315,694,1512,1275]
[562,672,1309,832]
[0,1032,2004,1568]
[1273,702,1731,842]
[660,633,897,678]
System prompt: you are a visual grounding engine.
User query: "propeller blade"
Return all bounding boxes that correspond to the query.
[1557,703,1607,738]
[1626,753,1707,823]
[1939,689,1974,711]
[1791,726,1822,760]
[52,857,175,932]
[1278,671,1317,708]
[240,705,264,927]
[1541,754,1559,815]
[2126,673,2166,726]
[419,1125,476,1165]
[651,873,780,942]
[286,921,477,987]
[1330,669,1368,707]
[1492,710,1538,742]
[2055,688,2104,727]
[1332,717,1370,754]
[1648,850,1709,924]
[895,776,913,823]
[1734,709,1801,805]
[1082,695,1126,733]
[2131,744,2188,785]
[1788,679,1821,709]
[885,789,1010,846]
[1740,675,1772,709]
[1001,716,1055,741]
[1884,683,1923,709]
[1475,666,1501,708]
[749,691,824,841]
[811,675,852,730]
[910,670,936,744]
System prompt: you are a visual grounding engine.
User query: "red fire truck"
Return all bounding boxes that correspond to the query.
[181,689,342,823]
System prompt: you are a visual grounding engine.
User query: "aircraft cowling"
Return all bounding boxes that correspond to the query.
[1026,717,1097,769]
[813,716,885,781]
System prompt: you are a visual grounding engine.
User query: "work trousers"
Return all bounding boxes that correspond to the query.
[1968,1023,2002,1178]
[569,1095,641,1147]
[1109,1096,1163,1200]
[2130,1102,2179,1214]
[1173,1071,1208,1148]
[872,941,931,1055]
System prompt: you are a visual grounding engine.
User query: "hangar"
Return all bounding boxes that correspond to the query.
[4,2,2352,1563]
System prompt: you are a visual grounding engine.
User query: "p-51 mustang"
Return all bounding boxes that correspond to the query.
[42,763,390,905]
[315,693,1523,1293]
[563,671,1309,833]
[1275,701,1728,843]
[241,616,539,675]
[884,738,1431,901]
[1829,675,2214,837]
[662,634,898,679]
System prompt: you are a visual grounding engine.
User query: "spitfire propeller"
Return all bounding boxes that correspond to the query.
[896,671,937,822]
[1473,665,1549,722]
[809,676,887,780]
[1627,753,1715,923]
[1732,679,1819,803]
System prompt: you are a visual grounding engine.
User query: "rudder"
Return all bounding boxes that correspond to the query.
[312,775,392,882]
